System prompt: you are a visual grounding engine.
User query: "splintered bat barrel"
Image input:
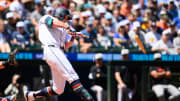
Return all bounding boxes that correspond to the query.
[134,34,147,54]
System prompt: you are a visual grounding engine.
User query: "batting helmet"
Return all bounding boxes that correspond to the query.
[54,7,72,20]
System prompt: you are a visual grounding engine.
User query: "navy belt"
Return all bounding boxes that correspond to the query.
[48,45,64,49]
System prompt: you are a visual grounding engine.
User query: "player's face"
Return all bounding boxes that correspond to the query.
[63,16,69,22]
[96,59,103,65]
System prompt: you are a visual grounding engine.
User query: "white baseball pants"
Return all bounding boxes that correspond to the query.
[43,46,79,94]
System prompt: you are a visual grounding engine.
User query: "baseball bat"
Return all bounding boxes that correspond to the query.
[66,30,89,38]
[134,34,147,54]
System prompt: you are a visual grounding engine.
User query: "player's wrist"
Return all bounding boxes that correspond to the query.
[66,24,70,30]
[70,36,75,41]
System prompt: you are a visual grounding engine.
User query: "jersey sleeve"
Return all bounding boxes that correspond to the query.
[39,15,54,27]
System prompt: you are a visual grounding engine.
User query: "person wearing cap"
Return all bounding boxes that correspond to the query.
[103,12,116,37]
[0,19,11,53]
[122,20,130,33]
[72,15,84,32]
[5,12,17,34]
[114,21,130,48]
[152,30,173,54]
[150,53,180,101]
[30,3,43,41]
[128,21,146,47]
[156,10,169,30]
[46,6,54,16]
[11,21,30,49]
[144,8,154,21]
[114,49,137,101]
[83,3,93,11]
[80,21,97,53]
[131,4,142,22]
[173,29,180,54]
[165,21,177,42]
[145,22,161,47]
[88,53,107,101]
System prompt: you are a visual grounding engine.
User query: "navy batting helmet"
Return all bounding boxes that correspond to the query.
[54,7,72,20]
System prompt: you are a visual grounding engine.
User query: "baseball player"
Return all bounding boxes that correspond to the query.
[24,7,94,101]
[0,48,18,101]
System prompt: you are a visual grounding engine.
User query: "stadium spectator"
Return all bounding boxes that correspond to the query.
[128,21,146,48]
[152,30,173,54]
[141,17,150,33]
[173,30,180,54]
[103,13,116,37]
[166,21,177,42]
[114,22,130,48]
[0,0,12,19]
[0,19,11,53]
[115,49,137,101]
[11,21,30,49]
[126,13,136,31]
[88,53,107,101]
[52,0,60,9]
[120,2,131,18]
[144,8,156,21]
[45,6,54,16]
[60,0,69,9]
[131,4,142,22]
[112,9,121,23]
[168,0,178,20]
[97,25,111,49]
[122,20,130,34]
[30,3,43,41]
[150,53,180,101]
[145,22,161,47]
[72,15,84,32]
[9,0,25,19]
[5,12,16,34]
[79,10,92,27]
[69,2,79,15]
[156,10,169,30]
[80,21,97,53]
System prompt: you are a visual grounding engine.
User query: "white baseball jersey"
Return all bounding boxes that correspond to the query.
[38,15,79,94]
[39,15,70,47]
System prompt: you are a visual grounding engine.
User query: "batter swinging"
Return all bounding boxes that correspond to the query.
[24,7,94,101]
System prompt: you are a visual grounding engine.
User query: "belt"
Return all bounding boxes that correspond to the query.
[48,45,64,49]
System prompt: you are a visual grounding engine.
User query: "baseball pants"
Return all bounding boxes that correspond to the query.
[43,46,79,95]
[152,84,180,101]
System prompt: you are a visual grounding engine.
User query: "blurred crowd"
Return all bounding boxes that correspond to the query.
[1,0,180,54]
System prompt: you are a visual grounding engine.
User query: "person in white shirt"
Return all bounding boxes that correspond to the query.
[128,21,145,47]
[97,25,111,49]
[173,30,180,54]
[9,0,25,19]
[152,30,173,54]
[145,22,161,47]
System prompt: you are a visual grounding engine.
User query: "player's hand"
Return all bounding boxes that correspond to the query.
[119,83,126,88]
[96,73,100,78]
